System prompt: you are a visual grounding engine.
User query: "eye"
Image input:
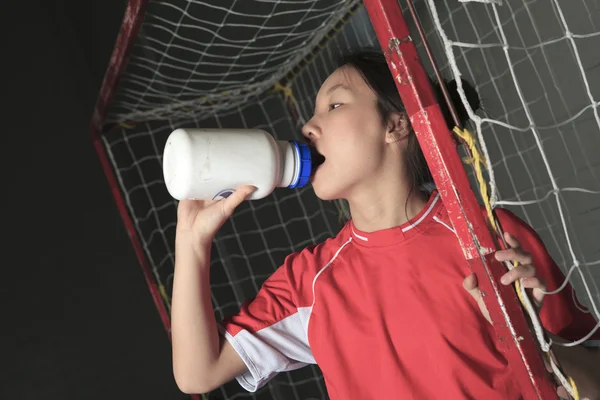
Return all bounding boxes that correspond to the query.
[328,103,342,111]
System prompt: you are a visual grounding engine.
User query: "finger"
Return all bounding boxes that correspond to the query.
[500,264,536,285]
[520,276,546,291]
[463,274,493,324]
[504,231,521,249]
[495,248,533,265]
[556,386,568,399]
[522,277,547,306]
[221,185,256,216]
[543,354,553,373]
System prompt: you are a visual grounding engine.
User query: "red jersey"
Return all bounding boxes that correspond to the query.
[220,191,599,399]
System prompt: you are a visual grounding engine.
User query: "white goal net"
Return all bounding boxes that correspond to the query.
[414,0,600,320]
[99,0,599,398]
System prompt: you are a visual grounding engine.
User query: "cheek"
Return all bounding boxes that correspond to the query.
[328,108,384,160]
[344,105,381,127]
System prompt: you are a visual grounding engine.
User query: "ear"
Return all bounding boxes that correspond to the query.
[385,112,411,144]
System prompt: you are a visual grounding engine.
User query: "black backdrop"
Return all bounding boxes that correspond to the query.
[2,1,187,399]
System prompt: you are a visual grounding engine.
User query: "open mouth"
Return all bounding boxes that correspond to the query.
[308,146,325,181]
[309,146,326,169]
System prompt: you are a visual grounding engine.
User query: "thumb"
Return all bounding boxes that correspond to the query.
[463,273,480,299]
[221,185,256,216]
[464,273,493,324]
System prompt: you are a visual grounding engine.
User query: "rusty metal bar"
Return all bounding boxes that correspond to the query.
[362,0,558,398]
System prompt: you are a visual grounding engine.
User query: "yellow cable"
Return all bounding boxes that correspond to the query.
[569,377,579,400]
[452,126,579,400]
[452,127,496,232]
[158,283,172,312]
[119,121,136,129]
[272,82,298,109]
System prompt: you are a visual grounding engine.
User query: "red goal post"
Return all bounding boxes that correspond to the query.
[88,2,202,399]
[363,0,558,398]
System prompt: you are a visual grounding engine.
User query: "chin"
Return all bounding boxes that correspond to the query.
[311,181,342,201]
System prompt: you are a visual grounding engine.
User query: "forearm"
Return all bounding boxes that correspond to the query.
[171,233,220,391]
[549,334,600,400]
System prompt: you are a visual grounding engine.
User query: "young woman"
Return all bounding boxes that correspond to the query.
[171,50,600,399]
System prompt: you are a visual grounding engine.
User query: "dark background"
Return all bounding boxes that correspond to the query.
[2,1,186,399]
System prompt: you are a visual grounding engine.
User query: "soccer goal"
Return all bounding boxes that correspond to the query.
[92,1,600,399]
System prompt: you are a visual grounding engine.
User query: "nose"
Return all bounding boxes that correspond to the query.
[301,118,321,143]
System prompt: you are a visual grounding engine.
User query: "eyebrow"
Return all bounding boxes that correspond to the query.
[313,83,352,114]
[326,83,352,95]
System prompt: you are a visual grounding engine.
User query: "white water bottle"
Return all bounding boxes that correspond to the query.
[162,128,321,201]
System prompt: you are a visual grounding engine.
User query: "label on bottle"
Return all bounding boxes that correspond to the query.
[212,189,235,201]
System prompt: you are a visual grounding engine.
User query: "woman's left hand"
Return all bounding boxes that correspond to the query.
[462,231,547,325]
[463,232,600,399]
[462,232,571,397]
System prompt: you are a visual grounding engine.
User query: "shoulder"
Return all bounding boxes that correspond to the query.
[493,207,531,232]
[276,224,353,305]
[491,207,544,246]
[283,224,353,276]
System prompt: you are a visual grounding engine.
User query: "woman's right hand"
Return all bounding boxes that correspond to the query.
[176,185,256,257]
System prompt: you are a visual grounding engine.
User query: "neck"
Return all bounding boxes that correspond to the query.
[346,177,429,233]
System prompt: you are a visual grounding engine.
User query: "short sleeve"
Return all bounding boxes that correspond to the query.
[495,208,599,342]
[218,251,316,392]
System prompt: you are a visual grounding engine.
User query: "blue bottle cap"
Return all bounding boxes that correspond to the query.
[288,141,312,188]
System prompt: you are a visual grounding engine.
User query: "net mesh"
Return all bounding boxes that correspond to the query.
[106,0,361,123]
[413,0,600,322]
[100,0,599,398]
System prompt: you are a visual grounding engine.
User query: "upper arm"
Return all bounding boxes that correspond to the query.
[208,336,249,391]
[217,250,316,392]
[177,336,247,394]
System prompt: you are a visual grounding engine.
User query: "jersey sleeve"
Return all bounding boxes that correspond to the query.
[218,250,315,392]
[495,208,599,342]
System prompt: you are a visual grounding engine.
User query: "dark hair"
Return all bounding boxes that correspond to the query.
[337,49,481,199]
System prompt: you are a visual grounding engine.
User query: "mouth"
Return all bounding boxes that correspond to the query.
[308,146,326,181]
[309,146,326,168]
